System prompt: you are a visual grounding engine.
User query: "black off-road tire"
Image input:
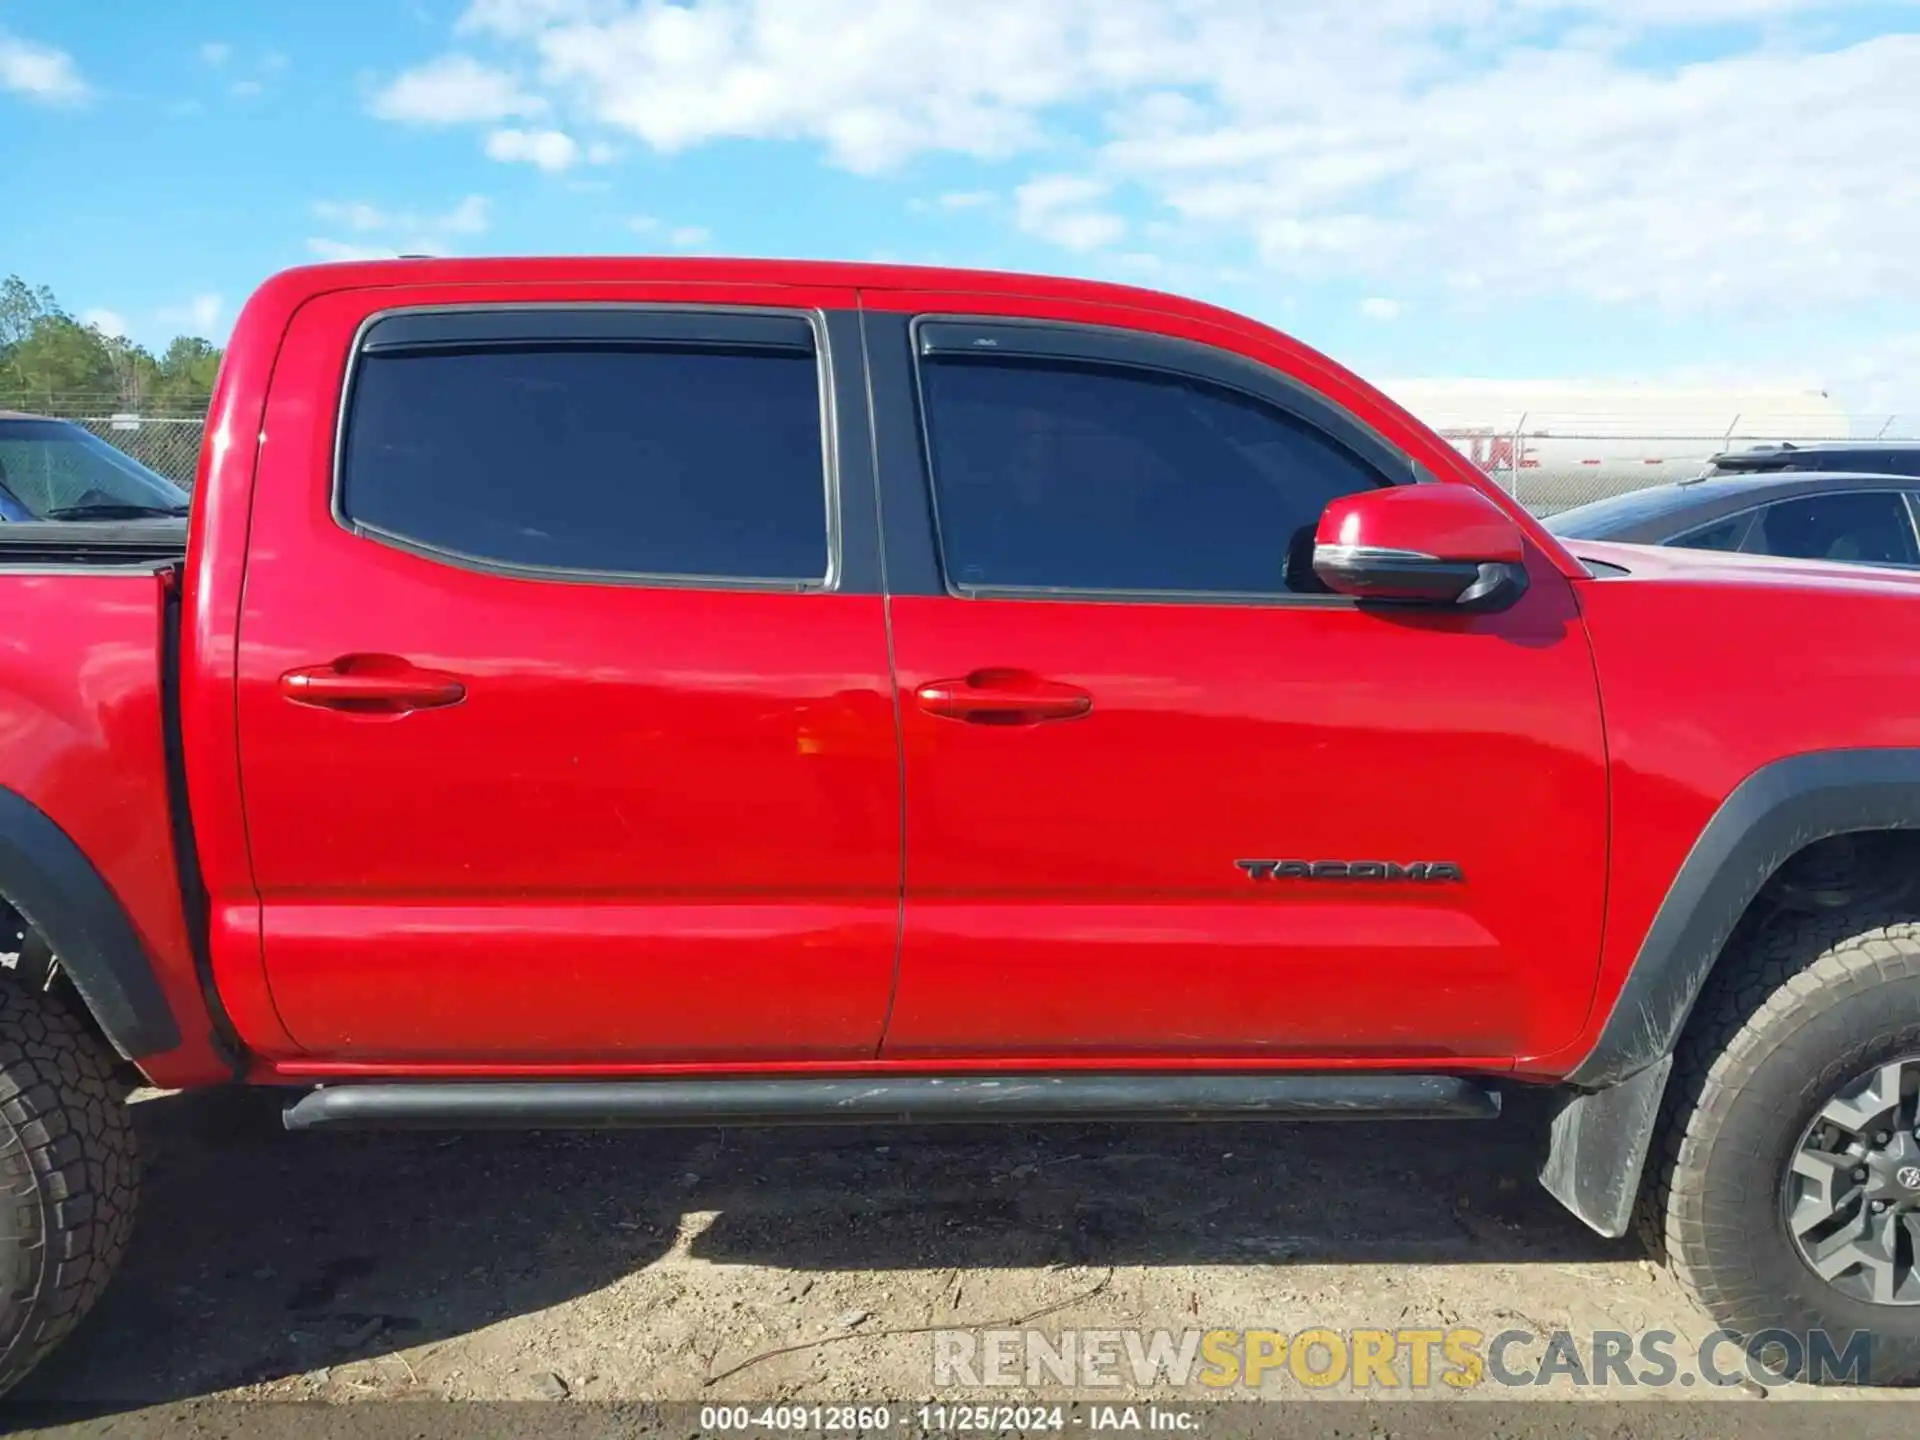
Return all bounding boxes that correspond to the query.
[1640,907,1920,1384]
[0,975,138,1396]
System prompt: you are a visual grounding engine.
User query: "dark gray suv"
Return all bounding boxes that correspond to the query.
[1703,440,1920,478]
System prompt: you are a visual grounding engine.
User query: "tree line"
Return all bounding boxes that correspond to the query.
[1,275,223,416]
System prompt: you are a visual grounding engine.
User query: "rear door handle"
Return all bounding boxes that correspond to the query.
[279,656,467,713]
[915,670,1092,725]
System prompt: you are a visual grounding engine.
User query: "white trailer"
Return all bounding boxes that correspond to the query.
[1376,380,1854,511]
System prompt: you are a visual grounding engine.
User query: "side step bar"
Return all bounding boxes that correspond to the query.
[282,1073,1500,1132]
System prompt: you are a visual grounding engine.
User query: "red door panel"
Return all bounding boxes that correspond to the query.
[863,294,1609,1064]
[881,578,1607,1061]
[237,283,899,1061]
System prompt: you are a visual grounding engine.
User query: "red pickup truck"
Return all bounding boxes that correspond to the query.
[5,257,1920,1391]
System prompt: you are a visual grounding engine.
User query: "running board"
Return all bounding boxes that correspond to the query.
[281,1073,1500,1132]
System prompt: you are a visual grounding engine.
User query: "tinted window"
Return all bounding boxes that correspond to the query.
[1747,492,1920,566]
[341,342,828,581]
[1830,450,1920,477]
[918,357,1389,594]
[0,420,188,521]
[1665,513,1750,552]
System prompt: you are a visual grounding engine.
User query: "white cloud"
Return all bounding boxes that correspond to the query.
[484,126,581,170]
[629,216,714,250]
[202,43,286,98]
[1831,334,1920,422]
[437,194,492,235]
[458,0,596,37]
[82,308,128,338]
[306,238,397,262]
[910,190,995,213]
[401,0,1920,324]
[0,31,89,104]
[370,53,543,123]
[313,200,389,232]
[454,0,1076,171]
[1664,332,1920,426]
[158,294,224,335]
[1015,175,1124,252]
[308,196,492,261]
[1360,297,1403,321]
[1106,28,1920,311]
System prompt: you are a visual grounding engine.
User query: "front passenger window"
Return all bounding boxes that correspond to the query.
[917,356,1391,595]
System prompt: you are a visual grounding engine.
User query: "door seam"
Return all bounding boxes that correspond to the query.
[858,296,911,1058]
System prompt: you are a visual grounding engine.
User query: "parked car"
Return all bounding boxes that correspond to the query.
[1545,470,1920,566]
[9,258,1920,1390]
[0,411,190,521]
[0,412,190,564]
[1704,439,1920,478]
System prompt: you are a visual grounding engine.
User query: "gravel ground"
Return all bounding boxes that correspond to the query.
[8,1086,1899,1419]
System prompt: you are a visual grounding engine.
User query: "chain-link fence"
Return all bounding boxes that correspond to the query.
[68,416,205,488]
[10,394,1920,517]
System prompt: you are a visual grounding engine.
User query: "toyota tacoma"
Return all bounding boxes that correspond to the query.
[4,258,1920,1388]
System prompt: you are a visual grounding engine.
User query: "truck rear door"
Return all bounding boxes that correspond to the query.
[236,286,900,1062]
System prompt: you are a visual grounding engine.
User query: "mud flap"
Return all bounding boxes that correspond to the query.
[1537,1054,1673,1238]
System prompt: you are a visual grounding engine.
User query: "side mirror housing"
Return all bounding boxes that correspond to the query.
[1311,486,1530,612]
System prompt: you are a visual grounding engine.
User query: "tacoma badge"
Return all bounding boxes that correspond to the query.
[1236,859,1466,882]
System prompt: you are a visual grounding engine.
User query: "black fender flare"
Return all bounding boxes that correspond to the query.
[0,786,180,1059]
[1543,747,1920,1235]
[1571,748,1920,1087]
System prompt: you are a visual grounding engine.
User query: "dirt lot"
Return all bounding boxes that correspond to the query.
[9,1086,1885,1415]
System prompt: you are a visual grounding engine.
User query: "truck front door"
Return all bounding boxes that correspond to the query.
[863,298,1610,1063]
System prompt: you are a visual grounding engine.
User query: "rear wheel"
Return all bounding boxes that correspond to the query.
[0,975,139,1395]
[1644,908,1920,1384]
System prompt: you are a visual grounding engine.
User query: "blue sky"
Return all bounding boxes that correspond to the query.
[5,0,1920,415]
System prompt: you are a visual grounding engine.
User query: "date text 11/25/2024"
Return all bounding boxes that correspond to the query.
[697,1405,1198,1432]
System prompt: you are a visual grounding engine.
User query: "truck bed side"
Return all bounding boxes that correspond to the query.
[0,566,226,1085]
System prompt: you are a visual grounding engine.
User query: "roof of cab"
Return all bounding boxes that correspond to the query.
[261,255,1267,334]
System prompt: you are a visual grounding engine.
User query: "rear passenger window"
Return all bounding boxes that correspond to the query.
[340,327,829,582]
[917,356,1390,595]
[1747,492,1920,567]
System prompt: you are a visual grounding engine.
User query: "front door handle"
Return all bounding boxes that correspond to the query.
[279,655,467,713]
[916,670,1092,725]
